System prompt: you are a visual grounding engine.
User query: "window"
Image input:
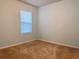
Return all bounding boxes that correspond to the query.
[20,10,32,34]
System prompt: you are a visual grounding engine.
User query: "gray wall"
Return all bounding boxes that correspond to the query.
[0,0,38,47]
[38,0,79,47]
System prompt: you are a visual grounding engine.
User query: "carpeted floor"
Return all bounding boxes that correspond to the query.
[0,40,79,59]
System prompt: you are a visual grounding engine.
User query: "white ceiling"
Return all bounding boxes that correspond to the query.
[19,0,62,7]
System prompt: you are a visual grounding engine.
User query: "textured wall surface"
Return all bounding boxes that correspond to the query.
[0,0,38,47]
[38,0,79,47]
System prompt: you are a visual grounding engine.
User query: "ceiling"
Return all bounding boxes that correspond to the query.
[18,0,62,7]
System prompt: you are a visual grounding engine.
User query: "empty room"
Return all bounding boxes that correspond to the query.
[0,0,79,59]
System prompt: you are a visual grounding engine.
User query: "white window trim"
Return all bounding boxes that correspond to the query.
[19,10,33,35]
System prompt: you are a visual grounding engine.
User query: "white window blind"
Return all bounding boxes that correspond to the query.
[20,10,32,34]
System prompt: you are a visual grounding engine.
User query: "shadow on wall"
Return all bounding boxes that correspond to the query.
[51,0,63,3]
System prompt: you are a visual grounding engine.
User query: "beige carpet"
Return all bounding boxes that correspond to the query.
[0,40,79,59]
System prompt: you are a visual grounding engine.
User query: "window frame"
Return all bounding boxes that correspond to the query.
[19,10,33,35]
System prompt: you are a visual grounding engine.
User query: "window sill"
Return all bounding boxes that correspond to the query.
[21,32,32,35]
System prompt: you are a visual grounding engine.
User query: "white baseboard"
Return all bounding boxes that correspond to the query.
[0,40,35,50]
[0,39,79,50]
[39,39,79,49]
